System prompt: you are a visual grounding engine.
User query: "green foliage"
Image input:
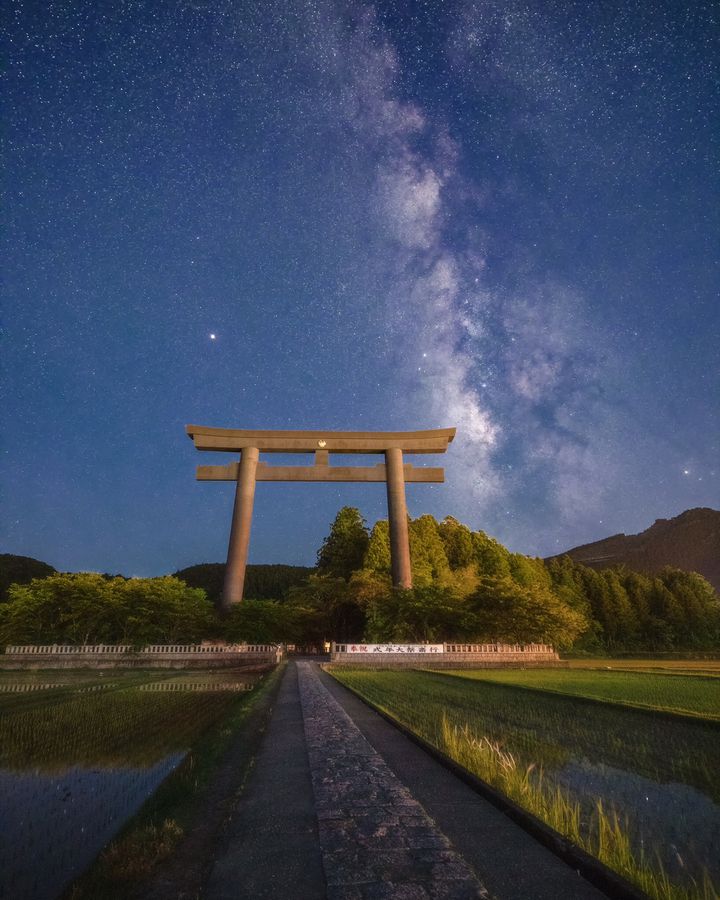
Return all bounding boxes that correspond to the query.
[408,515,451,585]
[548,557,720,653]
[0,573,214,646]
[437,517,474,569]
[286,573,367,642]
[364,584,472,643]
[316,507,370,580]
[364,520,391,574]
[174,563,313,605]
[222,600,323,645]
[4,512,716,653]
[472,530,512,577]
[0,554,56,602]
[468,576,587,648]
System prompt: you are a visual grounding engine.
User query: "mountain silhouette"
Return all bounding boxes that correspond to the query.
[549,508,720,590]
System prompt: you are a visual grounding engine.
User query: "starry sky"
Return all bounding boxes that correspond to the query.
[3,0,719,576]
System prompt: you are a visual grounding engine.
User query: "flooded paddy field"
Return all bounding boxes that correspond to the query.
[330,667,720,899]
[0,667,266,900]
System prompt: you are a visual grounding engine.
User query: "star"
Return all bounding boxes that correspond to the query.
[209,333,216,341]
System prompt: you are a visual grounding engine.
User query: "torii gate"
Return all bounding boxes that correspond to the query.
[185,426,456,609]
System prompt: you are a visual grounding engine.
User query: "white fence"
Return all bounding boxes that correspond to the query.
[1,644,284,668]
[4,644,279,655]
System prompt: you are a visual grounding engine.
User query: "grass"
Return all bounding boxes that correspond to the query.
[0,676,251,770]
[329,667,720,900]
[564,659,720,675]
[435,668,720,720]
[441,719,711,900]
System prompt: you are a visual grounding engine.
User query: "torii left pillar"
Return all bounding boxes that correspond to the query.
[223,447,259,605]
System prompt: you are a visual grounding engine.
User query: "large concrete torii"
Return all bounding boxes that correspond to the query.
[186,426,456,609]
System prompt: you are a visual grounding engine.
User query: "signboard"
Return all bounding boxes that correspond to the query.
[343,644,444,654]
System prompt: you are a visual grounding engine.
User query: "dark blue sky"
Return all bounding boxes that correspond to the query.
[3,0,718,575]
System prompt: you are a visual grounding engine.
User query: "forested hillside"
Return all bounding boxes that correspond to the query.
[0,554,56,602]
[550,507,720,591]
[2,510,718,650]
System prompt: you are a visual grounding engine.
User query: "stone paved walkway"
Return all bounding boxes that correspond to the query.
[297,662,489,900]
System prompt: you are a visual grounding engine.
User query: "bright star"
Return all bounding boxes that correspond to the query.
[209,333,216,340]
[683,469,690,475]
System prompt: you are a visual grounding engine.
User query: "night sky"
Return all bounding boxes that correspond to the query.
[3,0,719,576]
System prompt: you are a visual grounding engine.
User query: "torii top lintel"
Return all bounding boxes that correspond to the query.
[185,425,456,455]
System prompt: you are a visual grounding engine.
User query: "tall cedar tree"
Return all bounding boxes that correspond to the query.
[316,507,370,581]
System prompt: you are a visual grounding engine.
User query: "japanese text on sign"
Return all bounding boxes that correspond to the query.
[344,644,444,654]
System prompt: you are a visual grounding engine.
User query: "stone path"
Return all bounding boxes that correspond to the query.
[204,663,325,899]
[204,663,608,899]
[297,662,489,900]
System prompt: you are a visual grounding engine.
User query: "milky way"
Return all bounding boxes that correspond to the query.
[3,0,718,573]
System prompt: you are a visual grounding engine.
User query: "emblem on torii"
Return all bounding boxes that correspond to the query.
[185,426,456,610]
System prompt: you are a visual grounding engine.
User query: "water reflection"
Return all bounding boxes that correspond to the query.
[0,755,184,900]
[555,759,720,884]
[0,670,265,898]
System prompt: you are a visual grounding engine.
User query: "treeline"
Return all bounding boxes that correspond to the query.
[0,574,214,645]
[295,508,719,651]
[1,511,718,650]
[546,556,720,652]
[172,563,313,604]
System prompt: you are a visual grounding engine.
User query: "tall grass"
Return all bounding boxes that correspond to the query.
[441,718,717,900]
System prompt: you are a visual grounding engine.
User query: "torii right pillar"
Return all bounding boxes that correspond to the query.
[385,447,412,589]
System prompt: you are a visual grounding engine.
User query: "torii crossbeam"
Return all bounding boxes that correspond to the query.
[186,426,456,609]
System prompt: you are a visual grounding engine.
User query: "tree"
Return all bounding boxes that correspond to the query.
[114,577,214,644]
[1,573,118,645]
[509,553,552,590]
[468,576,587,648]
[0,573,214,646]
[472,531,511,577]
[316,507,369,580]
[364,584,472,643]
[409,515,450,585]
[174,563,313,606]
[287,574,366,641]
[364,520,392,574]
[657,568,720,647]
[599,570,639,649]
[438,517,474,569]
[224,600,295,644]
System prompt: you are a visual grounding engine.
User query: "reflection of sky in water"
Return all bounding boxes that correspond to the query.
[553,758,720,885]
[0,755,184,900]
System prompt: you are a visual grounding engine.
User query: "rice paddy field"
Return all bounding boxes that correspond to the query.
[438,668,720,720]
[330,664,720,900]
[0,667,273,900]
